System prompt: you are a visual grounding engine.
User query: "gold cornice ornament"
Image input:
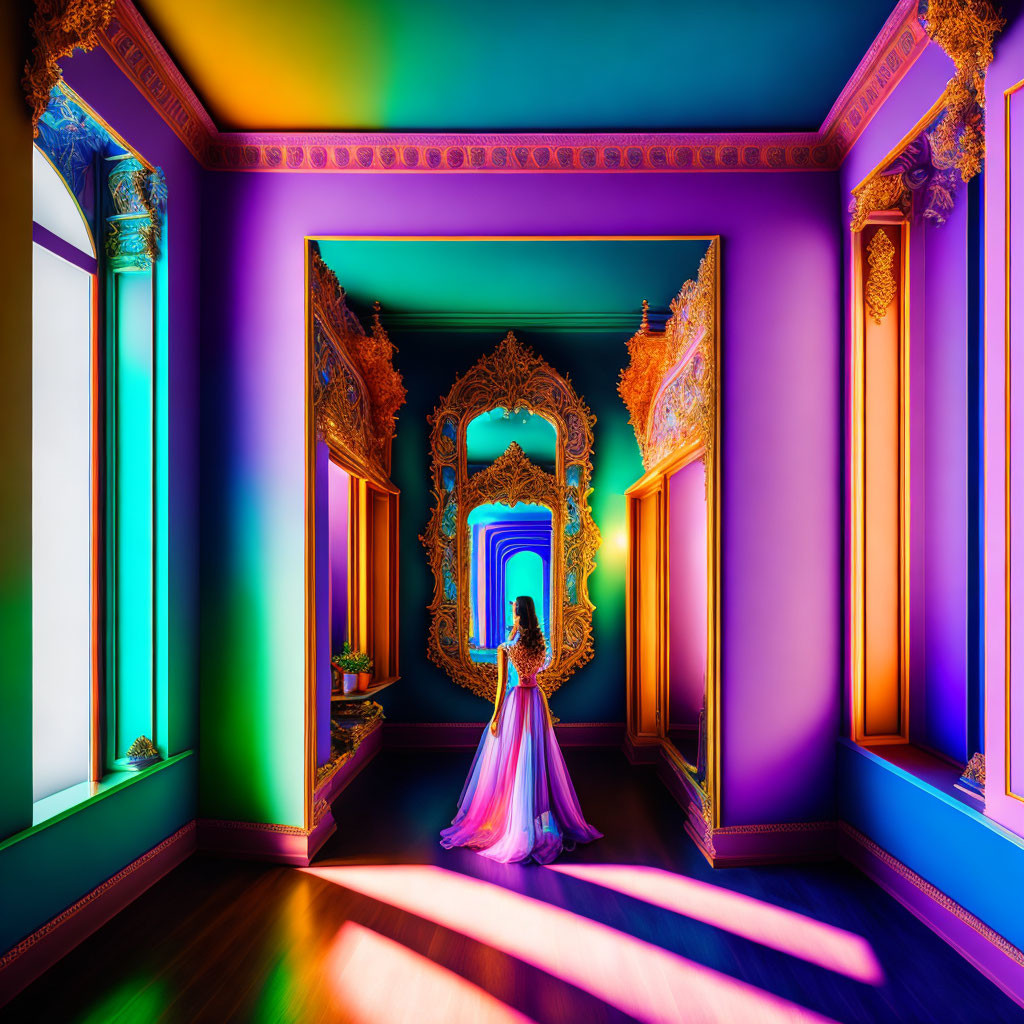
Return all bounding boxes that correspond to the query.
[865,228,897,325]
[849,173,912,234]
[421,334,600,701]
[23,0,116,135]
[619,245,719,470]
[920,0,1005,182]
[310,250,406,481]
[850,0,1005,231]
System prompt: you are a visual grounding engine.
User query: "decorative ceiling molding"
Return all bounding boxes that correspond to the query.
[820,0,929,155]
[97,0,932,173]
[848,0,1005,232]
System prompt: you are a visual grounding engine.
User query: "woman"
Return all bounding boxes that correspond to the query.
[440,595,602,863]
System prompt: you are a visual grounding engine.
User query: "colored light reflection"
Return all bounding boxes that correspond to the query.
[547,863,884,985]
[325,921,537,1024]
[304,865,836,1024]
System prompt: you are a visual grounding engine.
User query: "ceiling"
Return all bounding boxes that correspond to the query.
[315,237,711,331]
[136,0,898,134]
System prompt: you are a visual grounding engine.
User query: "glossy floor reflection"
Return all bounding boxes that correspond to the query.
[5,749,1020,1023]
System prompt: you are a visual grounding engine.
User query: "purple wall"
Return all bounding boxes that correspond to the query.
[200,166,841,827]
[668,458,707,731]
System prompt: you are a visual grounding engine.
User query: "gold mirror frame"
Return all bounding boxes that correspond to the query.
[421,333,601,700]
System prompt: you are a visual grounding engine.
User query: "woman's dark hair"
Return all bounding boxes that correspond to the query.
[514,595,545,655]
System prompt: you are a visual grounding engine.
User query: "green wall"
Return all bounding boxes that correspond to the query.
[0,0,32,843]
[381,329,643,724]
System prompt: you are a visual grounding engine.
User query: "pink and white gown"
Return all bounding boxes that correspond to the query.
[440,638,602,864]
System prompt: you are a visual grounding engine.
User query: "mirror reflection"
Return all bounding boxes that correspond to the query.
[468,500,553,664]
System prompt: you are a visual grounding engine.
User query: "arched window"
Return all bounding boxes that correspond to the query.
[31,145,98,803]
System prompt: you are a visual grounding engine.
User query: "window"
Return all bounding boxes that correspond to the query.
[31,87,166,817]
[31,149,98,803]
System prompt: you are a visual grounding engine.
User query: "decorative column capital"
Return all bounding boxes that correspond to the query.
[106,154,166,272]
[22,0,116,135]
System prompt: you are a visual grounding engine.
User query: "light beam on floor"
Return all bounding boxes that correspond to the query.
[547,863,885,985]
[325,921,537,1024]
[305,864,838,1024]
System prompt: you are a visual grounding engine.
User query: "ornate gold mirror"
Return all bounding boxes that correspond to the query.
[421,334,601,700]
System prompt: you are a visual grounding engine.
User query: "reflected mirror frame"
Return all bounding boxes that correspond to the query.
[421,333,601,700]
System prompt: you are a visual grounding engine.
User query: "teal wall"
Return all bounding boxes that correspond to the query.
[381,329,643,724]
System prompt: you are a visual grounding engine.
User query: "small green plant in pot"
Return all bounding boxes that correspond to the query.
[332,641,359,694]
[351,651,374,692]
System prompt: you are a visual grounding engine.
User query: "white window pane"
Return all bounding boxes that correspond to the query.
[32,243,93,802]
[32,147,95,257]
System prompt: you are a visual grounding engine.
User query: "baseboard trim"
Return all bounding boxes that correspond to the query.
[200,721,385,866]
[0,821,197,1007]
[710,820,837,867]
[839,823,1024,1008]
[383,721,624,749]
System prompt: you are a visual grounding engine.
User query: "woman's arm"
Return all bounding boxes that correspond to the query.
[490,646,508,735]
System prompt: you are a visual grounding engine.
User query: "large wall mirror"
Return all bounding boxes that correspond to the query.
[422,334,601,700]
[621,239,720,832]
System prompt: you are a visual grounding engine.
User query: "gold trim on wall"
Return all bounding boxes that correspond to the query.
[621,236,721,828]
[421,333,600,701]
[849,217,911,745]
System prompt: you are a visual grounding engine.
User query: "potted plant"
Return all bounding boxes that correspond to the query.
[332,642,359,694]
[352,651,374,692]
[125,735,160,771]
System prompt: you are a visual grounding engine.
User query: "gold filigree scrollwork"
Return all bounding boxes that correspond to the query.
[865,228,897,325]
[920,0,1005,183]
[619,245,719,470]
[310,250,406,480]
[849,173,912,234]
[420,334,600,700]
[23,0,116,134]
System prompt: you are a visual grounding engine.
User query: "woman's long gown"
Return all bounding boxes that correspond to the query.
[440,637,602,864]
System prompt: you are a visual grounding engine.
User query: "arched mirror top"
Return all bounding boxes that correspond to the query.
[421,333,600,700]
[466,406,558,474]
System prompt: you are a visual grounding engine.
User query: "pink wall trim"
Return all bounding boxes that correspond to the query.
[840,824,1024,1008]
[820,0,929,153]
[96,0,928,173]
[0,822,197,1007]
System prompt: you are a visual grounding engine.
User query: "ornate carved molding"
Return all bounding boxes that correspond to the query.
[919,0,1005,183]
[99,0,215,161]
[464,442,559,511]
[310,249,406,480]
[619,245,719,470]
[95,1,930,173]
[849,1,1005,231]
[421,334,600,700]
[865,228,897,325]
[822,0,929,155]
[23,0,116,134]
[849,168,913,232]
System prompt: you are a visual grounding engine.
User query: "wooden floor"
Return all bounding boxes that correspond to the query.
[5,748,1020,1023]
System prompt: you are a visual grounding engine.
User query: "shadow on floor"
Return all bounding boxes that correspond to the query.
[4,748,1019,1023]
